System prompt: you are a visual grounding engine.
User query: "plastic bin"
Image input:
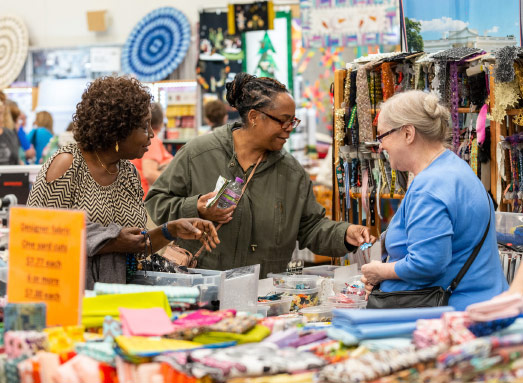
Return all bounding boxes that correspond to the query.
[221,265,260,313]
[275,286,320,311]
[328,295,366,309]
[300,305,333,322]
[130,268,224,303]
[267,273,320,289]
[302,265,340,278]
[496,212,523,245]
[258,296,293,317]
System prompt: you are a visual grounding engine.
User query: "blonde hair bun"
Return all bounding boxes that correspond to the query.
[423,93,444,119]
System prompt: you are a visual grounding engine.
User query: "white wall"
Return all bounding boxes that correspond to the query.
[2,0,229,48]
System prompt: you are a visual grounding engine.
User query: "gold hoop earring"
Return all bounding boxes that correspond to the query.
[115,142,119,152]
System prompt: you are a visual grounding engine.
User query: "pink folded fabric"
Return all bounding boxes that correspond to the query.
[467,294,523,322]
[120,308,175,337]
[413,312,474,348]
[172,309,235,330]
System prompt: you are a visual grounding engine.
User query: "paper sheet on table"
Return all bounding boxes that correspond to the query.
[258,278,274,297]
[206,176,230,208]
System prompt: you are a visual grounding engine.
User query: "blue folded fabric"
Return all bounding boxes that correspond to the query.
[360,337,413,351]
[333,306,454,325]
[327,327,358,346]
[337,321,417,339]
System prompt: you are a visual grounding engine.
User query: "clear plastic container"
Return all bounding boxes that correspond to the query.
[275,286,320,311]
[268,273,320,289]
[328,295,367,309]
[258,296,293,317]
[130,268,224,302]
[300,305,333,322]
[333,274,365,298]
[496,212,523,245]
[302,265,339,278]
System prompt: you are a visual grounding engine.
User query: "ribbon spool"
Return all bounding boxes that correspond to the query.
[0,15,29,89]
[122,7,191,82]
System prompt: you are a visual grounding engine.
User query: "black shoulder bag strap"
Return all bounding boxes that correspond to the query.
[447,192,492,294]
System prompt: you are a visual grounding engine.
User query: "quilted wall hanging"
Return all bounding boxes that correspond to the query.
[0,14,29,89]
[122,7,191,82]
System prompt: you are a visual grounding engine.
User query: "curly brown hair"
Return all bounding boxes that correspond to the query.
[73,76,152,151]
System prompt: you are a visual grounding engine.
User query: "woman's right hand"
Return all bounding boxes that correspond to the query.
[167,218,220,251]
[197,191,235,224]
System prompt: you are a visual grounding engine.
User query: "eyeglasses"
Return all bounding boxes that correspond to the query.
[376,126,404,143]
[256,109,301,130]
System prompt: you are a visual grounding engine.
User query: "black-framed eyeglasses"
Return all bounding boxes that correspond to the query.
[376,126,404,143]
[256,109,301,130]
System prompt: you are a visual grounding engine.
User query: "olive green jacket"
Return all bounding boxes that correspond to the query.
[145,124,354,277]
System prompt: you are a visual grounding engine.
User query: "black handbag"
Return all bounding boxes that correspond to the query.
[367,194,492,309]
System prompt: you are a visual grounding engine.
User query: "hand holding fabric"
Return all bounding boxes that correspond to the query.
[197,191,235,224]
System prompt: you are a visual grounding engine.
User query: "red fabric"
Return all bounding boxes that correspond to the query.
[131,136,173,197]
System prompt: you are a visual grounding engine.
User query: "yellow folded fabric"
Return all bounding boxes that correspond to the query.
[82,292,171,328]
[116,336,201,355]
[192,325,271,345]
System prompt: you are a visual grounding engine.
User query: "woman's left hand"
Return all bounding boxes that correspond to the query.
[168,218,220,251]
[361,275,375,301]
[345,225,376,247]
[361,260,385,286]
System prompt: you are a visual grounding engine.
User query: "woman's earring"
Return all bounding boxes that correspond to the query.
[115,142,119,152]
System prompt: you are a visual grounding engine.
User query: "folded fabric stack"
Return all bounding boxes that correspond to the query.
[413,311,476,348]
[330,307,454,341]
[93,282,200,305]
[82,291,172,328]
[159,343,326,381]
[465,293,523,336]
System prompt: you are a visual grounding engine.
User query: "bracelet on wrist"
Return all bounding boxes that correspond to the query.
[161,222,177,242]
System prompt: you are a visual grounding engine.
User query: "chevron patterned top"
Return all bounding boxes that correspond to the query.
[27,144,147,230]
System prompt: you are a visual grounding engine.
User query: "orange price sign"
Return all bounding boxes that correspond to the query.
[7,207,86,326]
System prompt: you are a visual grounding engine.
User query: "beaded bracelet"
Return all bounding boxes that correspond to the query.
[161,222,177,242]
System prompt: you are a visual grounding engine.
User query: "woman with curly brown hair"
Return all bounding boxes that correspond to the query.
[27,77,219,289]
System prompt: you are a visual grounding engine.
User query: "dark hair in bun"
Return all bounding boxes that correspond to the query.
[225,72,288,123]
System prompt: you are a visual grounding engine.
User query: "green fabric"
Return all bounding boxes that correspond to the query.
[82,291,171,328]
[145,123,353,278]
[192,324,271,344]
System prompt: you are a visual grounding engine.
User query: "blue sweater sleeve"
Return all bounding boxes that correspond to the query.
[18,127,31,151]
[394,191,454,285]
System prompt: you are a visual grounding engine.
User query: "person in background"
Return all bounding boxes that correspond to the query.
[27,77,218,289]
[204,99,228,131]
[0,92,21,165]
[28,111,54,164]
[131,102,173,198]
[6,100,35,163]
[41,122,76,164]
[146,73,374,277]
[360,90,507,310]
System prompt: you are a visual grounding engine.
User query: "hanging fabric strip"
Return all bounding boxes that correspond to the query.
[347,106,358,148]
[450,62,460,153]
[356,65,373,143]
[344,161,351,214]
[476,104,488,145]
[373,162,382,219]
[381,62,395,101]
[361,168,369,216]
[335,161,345,215]
[379,159,388,195]
[343,69,352,106]
[334,108,345,152]
[471,138,478,176]
[390,169,396,198]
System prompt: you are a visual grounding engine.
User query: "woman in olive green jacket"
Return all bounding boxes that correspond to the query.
[145,73,374,277]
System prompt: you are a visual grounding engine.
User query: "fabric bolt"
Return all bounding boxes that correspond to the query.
[119,308,175,337]
[193,324,271,345]
[4,303,46,332]
[103,316,123,344]
[208,316,257,334]
[356,64,373,143]
[82,292,172,328]
[187,343,326,380]
[27,144,147,289]
[466,293,523,322]
[262,328,300,348]
[326,327,358,346]
[4,331,48,359]
[381,62,395,101]
[494,46,522,83]
[360,337,413,352]
[36,352,61,383]
[226,372,315,383]
[5,356,27,383]
[44,326,85,354]
[336,322,418,340]
[145,123,355,278]
[94,283,199,304]
[172,309,235,328]
[380,150,508,310]
[413,311,475,349]
[287,331,327,348]
[75,341,116,366]
[115,336,201,357]
[332,306,453,325]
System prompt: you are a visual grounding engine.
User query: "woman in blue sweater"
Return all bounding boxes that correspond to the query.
[361,90,507,311]
[28,111,54,164]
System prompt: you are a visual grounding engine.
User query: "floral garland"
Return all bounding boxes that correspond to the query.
[450,63,460,152]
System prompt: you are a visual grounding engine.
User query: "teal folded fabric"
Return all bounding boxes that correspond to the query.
[360,337,413,351]
[93,283,199,304]
[326,327,358,346]
[75,341,116,366]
